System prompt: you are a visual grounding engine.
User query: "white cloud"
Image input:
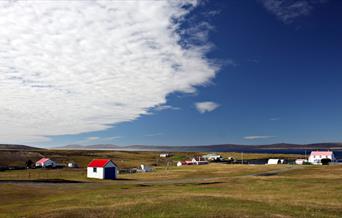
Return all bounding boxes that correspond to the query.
[260,0,326,24]
[73,135,121,145]
[153,105,180,111]
[87,137,100,141]
[269,117,280,121]
[195,101,220,113]
[244,135,275,140]
[145,133,164,137]
[0,1,218,143]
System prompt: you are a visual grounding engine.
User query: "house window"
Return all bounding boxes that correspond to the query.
[93,167,97,173]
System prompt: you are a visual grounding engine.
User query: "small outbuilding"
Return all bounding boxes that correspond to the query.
[295,159,308,165]
[35,158,56,168]
[160,153,171,158]
[267,159,285,165]
[87,159,117,180]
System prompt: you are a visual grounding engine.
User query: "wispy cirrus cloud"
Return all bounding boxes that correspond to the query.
[260,0,328,24]
[0,1,218,143]
[195,101,220,113]
[73,136,121,145]
[87,137,100,141]
[244,135,276,140]
[153,105,180,112]
[145,133,164,137]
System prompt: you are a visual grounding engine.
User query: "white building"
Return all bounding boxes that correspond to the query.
[295,159,308,165]
[139,164,153,172]
[160,153,170,158]
[87,159,117,180]
[267,159,285,165]
[191,157,208,165]
[308,151,335,165]
[35,158,56,168]
[202,153,223,161]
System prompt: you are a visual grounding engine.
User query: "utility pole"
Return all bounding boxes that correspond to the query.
[305,150,307,160]
[241,152,244,165]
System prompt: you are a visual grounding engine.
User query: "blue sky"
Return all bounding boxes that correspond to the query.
[1,0,341,147]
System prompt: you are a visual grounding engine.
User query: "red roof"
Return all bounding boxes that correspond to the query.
[87,159,112,167]
[36,158,50,164]
[310,151,333,156]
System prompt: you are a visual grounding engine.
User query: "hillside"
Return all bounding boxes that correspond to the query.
[0,144,42,150]
[56,143,342,151]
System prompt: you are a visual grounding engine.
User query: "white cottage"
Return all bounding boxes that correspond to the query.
[87,159,117,180]
[308,151,335,165]
[35,158,56,168]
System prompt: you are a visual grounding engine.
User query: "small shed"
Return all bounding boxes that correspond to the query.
[295,159,308,165]
[267,159,285,165]
[87,159,117,180]
[35,158,56,168]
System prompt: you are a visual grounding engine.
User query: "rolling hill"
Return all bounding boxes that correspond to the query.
[0,144,43,150]
[56,143,342,151]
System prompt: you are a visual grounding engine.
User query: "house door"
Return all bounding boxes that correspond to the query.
[104,167,116,179]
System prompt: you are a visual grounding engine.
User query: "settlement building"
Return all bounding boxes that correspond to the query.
[87,159,117,180]
[202,153,224,161]
[35,158,56,168]
[160,153,171,158]
[308,151,335,165]
[267,159,285,165]
[191,157,209,165]
[138,164,153,172]
[295,159,308,165]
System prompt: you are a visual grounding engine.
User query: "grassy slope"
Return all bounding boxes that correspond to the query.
[0,164,341,218]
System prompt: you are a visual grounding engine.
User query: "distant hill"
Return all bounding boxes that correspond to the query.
[0,144,43,150]
[56,143,342,151]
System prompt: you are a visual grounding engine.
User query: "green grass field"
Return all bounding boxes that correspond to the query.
[0,150,341,218]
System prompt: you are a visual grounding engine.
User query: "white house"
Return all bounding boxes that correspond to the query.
[87,159,117,180]
[35,158,56,168]
[308,151,335,165]
[160,153,170,158]
[202,153,224,161]
[267,159,285,165]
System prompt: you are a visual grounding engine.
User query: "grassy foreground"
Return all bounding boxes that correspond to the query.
[0,163,342,218]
